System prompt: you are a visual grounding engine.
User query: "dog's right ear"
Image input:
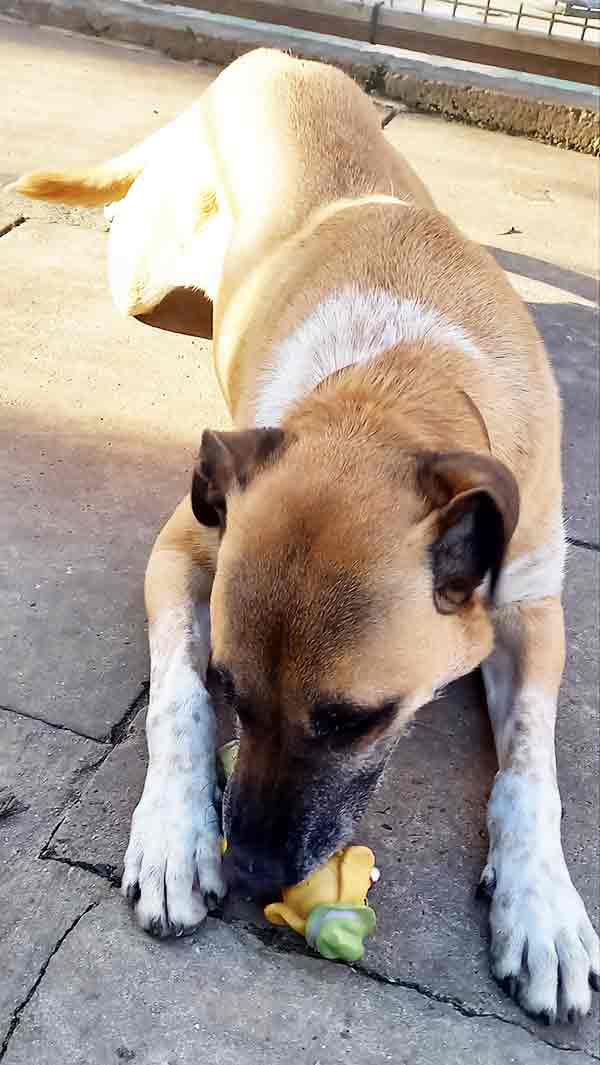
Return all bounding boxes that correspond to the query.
[416,450,519,613]
[191,428,285,528]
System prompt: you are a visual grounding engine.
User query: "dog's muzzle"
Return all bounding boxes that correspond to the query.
[222,843,287,901]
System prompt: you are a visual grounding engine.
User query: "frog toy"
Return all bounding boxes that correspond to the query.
[217,742,379,964]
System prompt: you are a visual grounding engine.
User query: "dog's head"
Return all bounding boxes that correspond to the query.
[192,422,518,897]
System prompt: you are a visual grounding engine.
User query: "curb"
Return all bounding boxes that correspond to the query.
[1,0,598,153]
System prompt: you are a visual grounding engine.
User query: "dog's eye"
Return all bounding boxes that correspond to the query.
[205,662,236,704]
[233,696,258,729]
[205,662,257,727]
[311,699,398,743]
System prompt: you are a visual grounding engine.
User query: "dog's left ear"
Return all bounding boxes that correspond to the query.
[191,427,285,528]
[416,450,520,614]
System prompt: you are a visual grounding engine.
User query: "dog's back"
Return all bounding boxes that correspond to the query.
[202,49,434,232]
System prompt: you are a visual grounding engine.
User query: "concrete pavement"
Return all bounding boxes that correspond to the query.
[1,21,598,1064]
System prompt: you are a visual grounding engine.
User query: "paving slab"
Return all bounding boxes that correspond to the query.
[2,895,594,1065]
[0,709,106,866]
[0,23,598,1064]
[0,708,110,1048]
[46,545,599,1054]
[0,859,110,1051]
[44,705,148,881]
[0,23,225,737]
[537,300,600,545]
[45,694,236,879]
[0,220,226,739]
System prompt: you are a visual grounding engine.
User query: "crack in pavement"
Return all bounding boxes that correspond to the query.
[38,784,105,860]
[567,536,600,554]
[355,962,600,1060]
[39,849,120,887]
[0,788,27,820]
[23,682,598,1060]
[232,919,600,1060]
[25,860,600,1061]
[0,900,101,1062]
[40,851,121,886]
[0,704,109,744]
[0,214,27,239]
[34,682,148,861]
[1,678,148,747]
[109,681,149,745]
[2,678,147,748]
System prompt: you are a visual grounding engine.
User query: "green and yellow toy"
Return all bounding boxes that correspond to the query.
[217,742,379,964]
[264,844,378,962]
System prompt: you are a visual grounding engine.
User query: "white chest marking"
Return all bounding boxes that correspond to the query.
[495,514,566,606]
[254,285,483,426]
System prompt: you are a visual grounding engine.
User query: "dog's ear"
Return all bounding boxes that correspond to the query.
[191,427,285,528]
[416,450,519,614]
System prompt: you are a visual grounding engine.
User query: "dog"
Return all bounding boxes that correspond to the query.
[11,48,599,1025]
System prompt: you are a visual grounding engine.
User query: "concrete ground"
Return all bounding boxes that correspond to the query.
[1,20,598,1065]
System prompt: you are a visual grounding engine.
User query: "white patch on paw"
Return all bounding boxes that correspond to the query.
[482,770,600,1023]
[122,766,224,937]
[122,650,226,936]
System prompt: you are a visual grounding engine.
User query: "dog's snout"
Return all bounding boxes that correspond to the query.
[223,844,286,901]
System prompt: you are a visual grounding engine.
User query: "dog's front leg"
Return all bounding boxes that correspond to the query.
[480,596,599,1023]
[122,497,225,936]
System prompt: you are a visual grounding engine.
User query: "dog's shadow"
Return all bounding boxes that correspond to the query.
[139,288,213,339]
[489,245,598,305]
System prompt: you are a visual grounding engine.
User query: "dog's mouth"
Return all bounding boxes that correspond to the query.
[221,846,290,901]
[221,786,341,898]
[220,739,390,899]
[221,797,364,901]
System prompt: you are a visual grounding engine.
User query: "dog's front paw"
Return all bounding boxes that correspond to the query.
[122,769,226,937]
[479,841,599,1024]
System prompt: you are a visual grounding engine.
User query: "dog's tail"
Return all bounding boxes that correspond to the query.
[7,146,145,208]
[6,104,200,208]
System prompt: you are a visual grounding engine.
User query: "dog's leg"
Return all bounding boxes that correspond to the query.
[122,495,226,936]
[481,590,599,1022]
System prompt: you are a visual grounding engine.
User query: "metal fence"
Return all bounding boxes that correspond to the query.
[191,0,600,83]
[361,0,599,45]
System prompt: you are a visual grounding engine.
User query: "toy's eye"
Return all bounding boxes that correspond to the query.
[311,699,398,743]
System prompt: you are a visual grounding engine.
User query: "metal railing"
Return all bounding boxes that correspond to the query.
[183,1,600,83]
[360,0,599,45]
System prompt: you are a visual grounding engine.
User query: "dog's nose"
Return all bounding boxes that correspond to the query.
[223,845,286,901]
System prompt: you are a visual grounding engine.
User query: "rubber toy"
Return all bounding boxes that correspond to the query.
[264,845,378,963]
[217,742,379,963]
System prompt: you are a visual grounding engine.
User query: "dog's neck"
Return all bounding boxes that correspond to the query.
[284,341,491,456]
[254,285,487,448]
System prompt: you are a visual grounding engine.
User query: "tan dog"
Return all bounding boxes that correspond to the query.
[11,48,598,1025]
